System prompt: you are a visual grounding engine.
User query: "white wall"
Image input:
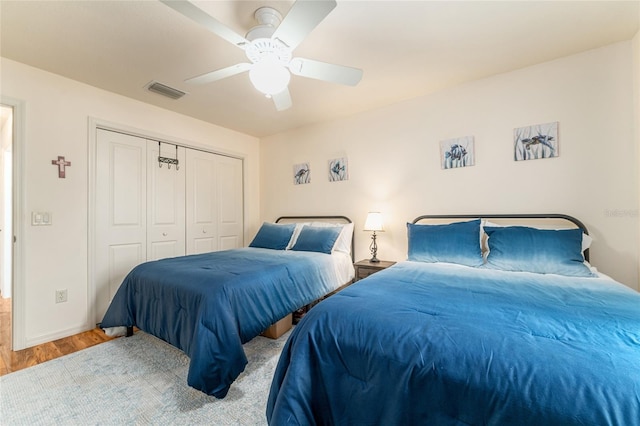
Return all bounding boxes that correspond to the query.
[261,41,639,291]
[0,58,260,348]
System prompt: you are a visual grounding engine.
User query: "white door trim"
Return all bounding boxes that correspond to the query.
[2,96,26,350]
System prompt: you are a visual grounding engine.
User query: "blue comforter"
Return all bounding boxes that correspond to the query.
[100,247,339,398]
[267,261,640,425]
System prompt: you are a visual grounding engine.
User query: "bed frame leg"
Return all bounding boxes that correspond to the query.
[126,326,134,337]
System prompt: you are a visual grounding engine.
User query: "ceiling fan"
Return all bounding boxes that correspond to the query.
[160,0,363,111]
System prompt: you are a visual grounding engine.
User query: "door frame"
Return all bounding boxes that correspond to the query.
[2,96,26,350]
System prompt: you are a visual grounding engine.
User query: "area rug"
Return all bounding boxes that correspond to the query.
[0,330,290,425]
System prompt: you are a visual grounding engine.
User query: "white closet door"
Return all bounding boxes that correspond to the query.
[186,149,218,255]
[216,155,243,250]
[95,129,147,320]
[95,129,242,322]
[147,141,186,260]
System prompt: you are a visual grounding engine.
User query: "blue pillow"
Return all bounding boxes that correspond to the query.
[291,225,341,254]
[407,219,483,267]
[249,222,296,250]
[484,226,596,277]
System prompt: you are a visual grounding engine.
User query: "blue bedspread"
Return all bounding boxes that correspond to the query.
[267,261,640,425]
[100,247,339,398]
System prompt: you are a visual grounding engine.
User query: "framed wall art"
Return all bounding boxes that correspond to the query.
[440,136,475,169]
[328,157,348,182]
[514,121,558,161]
[293,162,311,185]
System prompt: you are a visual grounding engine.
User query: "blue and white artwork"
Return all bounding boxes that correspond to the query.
[293,162,311,185]
[328,157,348,182]
[440,136,475,169]
[514,122,558,161]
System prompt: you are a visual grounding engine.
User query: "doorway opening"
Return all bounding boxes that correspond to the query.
[0,104,14,354]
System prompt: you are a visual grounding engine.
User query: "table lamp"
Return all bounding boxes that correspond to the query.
[364,212,384,263]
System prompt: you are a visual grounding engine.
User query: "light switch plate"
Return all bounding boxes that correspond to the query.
[32,211,52,226]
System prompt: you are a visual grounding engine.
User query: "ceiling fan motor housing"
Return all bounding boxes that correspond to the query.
[245,38,292,65]
[245,7,291,66]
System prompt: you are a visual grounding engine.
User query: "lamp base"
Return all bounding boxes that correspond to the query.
[369,231,380,263]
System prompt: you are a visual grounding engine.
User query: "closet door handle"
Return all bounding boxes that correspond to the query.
[162,232,167,236]
[202,229,207,234]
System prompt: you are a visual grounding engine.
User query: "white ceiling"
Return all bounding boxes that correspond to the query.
[1,1,638,138]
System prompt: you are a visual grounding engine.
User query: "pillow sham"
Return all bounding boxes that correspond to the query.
[310,221,353,254]
[291,225,342,254]
[286,222,311,250]
[335,222,354,254]
[249,222,296,250]
[482,220,592,254]
[407,219,484,267]
[483,226,596,277]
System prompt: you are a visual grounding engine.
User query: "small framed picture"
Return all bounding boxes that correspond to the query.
[328,157,348,182]
[514,122,558,161]
[440,136,475,169]
[293,162,311,185]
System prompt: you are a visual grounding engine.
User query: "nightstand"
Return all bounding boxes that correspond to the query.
[354,259,396,281]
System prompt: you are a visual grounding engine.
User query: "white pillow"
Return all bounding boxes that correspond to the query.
[335,222,354,254]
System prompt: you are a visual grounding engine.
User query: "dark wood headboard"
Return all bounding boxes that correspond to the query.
[275,216,354,262]
[412,214,590,262]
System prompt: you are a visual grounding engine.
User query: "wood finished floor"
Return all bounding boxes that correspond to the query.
[0,297,115,376]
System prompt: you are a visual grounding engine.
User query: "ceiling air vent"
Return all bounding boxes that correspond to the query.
[146,81,187,100]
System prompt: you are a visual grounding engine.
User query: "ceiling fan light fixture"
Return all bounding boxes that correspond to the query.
[249,59,291,95]
[163,0,360,111]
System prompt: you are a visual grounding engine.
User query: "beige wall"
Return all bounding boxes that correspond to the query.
[2,36,637,349]
[634,29,640,289]
[0,58,260,347]
[261,41,639,290]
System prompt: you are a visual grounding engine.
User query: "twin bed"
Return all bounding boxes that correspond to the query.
[266,214,640,425]
[100,216,355,398]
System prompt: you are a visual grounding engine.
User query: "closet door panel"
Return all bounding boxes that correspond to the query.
[108,243,143,298]
[95,130,244,324]
[216,156,243,250]
[96,129,147,320]
[186,149,218,255]
[147,142,186,260]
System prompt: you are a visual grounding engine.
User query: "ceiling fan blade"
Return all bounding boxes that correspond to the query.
[160,0,249,48]
[185,63,252,85]
[271,89,293,111]
[272,0,337,50]
[289,57,363,86]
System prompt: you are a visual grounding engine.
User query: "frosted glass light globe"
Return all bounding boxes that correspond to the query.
[249,60,290,95]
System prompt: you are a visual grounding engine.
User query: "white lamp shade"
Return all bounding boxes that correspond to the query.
[249,60,291,95]
[364,212,384,231]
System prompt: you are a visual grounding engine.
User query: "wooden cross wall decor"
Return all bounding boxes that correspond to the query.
[52,156,71,178]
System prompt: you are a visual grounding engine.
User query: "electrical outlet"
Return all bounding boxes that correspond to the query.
[55,289,68,303]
